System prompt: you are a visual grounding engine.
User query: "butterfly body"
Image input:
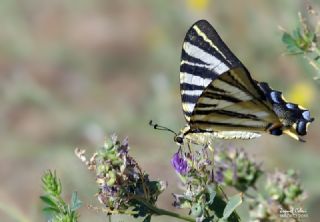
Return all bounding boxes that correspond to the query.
[176,20,314,144]
[175,125,261,145]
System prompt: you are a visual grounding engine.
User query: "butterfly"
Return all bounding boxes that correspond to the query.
[174,20,314,145]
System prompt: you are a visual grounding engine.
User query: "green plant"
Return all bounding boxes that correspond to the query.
[40,170,82,222]
[70,135,306,221]
[281,3,320,83]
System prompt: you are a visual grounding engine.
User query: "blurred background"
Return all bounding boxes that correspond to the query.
[0,0,319,221]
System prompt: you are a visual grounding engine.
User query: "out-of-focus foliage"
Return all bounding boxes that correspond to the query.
[41,170,82,222]
[249,169,307,222]
[0,0,319,222]
[281,4,320,83]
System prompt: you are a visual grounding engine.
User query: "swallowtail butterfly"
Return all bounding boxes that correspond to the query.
[174,20,314,144]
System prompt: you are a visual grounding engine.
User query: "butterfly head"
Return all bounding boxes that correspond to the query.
[174,134,184,145]
[174,125,190,145]
[149,120,183,143]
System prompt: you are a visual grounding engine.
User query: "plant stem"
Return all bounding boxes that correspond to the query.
[304,53,320,79]
[134,197,196,222]
[313,46,320,57]
[88,205,138,215]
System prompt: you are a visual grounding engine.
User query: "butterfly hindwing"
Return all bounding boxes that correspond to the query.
[190,68,280,133]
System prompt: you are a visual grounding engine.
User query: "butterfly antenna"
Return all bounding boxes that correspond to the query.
[149,120,177,136]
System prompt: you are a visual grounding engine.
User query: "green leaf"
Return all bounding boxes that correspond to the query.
[282,32,296,46]
[222,193,243,219]
[179,199,192,209]
[282,32,304,54]
[40,195,59,210]
[303,31,315,44]
[206,185,216,205]
[203,216,215,222]
[70,192,82,211]
[191,204,203,217]
[143,215,152,222]
[42,206,60,214]
[208,194,225,218]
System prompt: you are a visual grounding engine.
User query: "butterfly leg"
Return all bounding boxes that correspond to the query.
[207,142,214,152]
[187,142,192,153]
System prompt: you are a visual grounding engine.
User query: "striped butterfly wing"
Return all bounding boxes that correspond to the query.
[180,20,280,138]
[180,20,244,121]
[190,68,281,133]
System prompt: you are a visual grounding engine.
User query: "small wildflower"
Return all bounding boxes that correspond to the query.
[171,144,243,220]
[214,146,262,191]
[76,135,166,220]
[249,169,306,221]
[74,148,87,162]
[171,151,189,174]
[214,167,225,183]
[266,169,306,205]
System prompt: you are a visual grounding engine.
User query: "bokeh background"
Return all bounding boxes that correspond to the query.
[0,0,319,221]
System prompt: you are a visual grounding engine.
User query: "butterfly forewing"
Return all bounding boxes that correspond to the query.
[180,20,244,121]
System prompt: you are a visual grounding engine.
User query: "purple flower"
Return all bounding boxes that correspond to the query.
[119,137,129,154]
[171,152,188,175]
[232,162,238,182]
[214,167,225,183]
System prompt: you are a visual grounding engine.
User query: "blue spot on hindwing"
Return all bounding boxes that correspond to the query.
[270,91,282,104]
[302,110,311,121]
[286,103,297,110]
[296,120,307,135]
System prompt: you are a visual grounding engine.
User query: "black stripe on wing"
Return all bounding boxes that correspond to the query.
[180,63,217,79]
[180,20,248,120]
[183,20,243,68]
[183,28,227,66]
[202,91,242,103]
[193,109,261,121]
[206,84,228,93]
[180,83,205,91]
